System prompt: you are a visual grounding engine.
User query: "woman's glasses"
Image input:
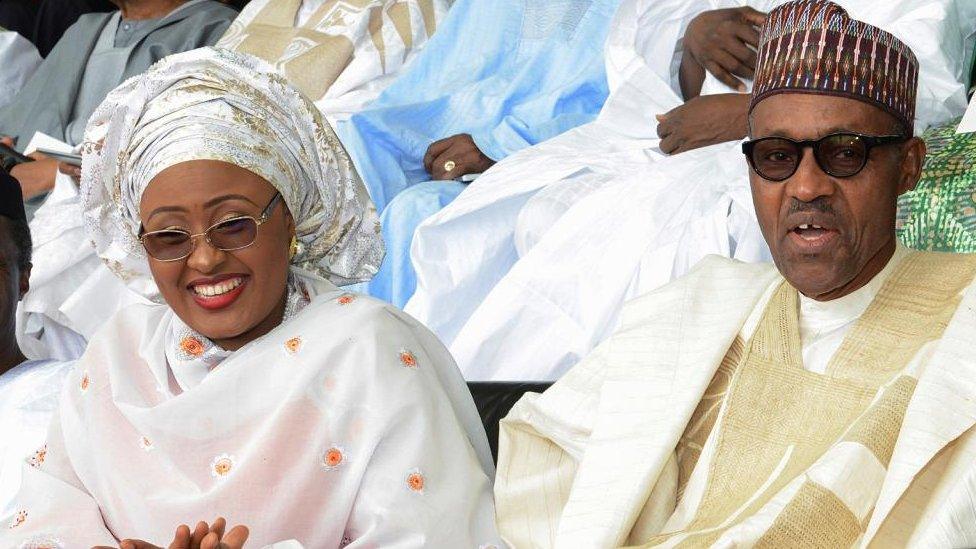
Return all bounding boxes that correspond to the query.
[139,192,282,262]
[741,133,909,182]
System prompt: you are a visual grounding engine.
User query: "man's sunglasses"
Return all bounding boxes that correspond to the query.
[741,133,910,182]
[139,192,282,262]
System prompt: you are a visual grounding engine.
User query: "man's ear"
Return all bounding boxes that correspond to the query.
[18,263,30,301]
[897,136,926,196]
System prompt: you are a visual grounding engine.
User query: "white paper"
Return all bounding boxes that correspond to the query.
[23,132,73,155]
[957,92,976,133]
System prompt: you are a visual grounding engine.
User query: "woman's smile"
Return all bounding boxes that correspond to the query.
[187,273,250,310]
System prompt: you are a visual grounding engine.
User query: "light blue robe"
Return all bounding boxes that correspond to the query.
[338,0,620,306]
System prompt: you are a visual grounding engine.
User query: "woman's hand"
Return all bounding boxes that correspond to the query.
[655,93,750,155]
[93,518,249,549]
[423,134,495,180]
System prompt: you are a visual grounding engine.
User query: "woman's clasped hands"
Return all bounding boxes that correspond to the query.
[93,518,249,549]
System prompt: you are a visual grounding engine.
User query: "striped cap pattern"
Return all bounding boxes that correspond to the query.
[750,0,919,134]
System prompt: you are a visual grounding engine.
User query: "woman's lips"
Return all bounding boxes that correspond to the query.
[188,275,248,311]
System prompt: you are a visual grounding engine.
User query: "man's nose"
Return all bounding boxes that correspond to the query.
[784,147,836,203]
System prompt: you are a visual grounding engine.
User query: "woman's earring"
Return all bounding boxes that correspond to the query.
[289,235,299,259]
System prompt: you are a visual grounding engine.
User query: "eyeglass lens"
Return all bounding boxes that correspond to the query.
[750,134,869,181]
[142,217,259,261]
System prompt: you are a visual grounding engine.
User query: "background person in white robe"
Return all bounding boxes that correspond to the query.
[217,0,449,125]
[0,28,41,109]
[494,3,976,544]
[0,48,501,548]
[0,171,73,519]
[0,0,237,203]
[406,0,976,381]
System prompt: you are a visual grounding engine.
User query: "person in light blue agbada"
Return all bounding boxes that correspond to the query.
[337,0,621,307]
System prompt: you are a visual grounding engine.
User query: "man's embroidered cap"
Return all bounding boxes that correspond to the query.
[750,0,919,134]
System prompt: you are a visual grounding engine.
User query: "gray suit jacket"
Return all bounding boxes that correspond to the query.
[0,0,236,148]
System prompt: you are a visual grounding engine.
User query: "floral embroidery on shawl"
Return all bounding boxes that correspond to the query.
[399,350,418,369]
[28,446,47,468]
[139,437,154,451]
[337,293,356,305]
[322,446,345,470]
[8,510,27,528]
[179,336,206,358]
[79,372,90,392]
[211,454,235,479]
[284,336,303,355]
[406,469,425,493]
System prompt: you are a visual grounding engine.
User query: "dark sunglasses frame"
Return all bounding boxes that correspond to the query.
[741,132,910,182]
[138,192,282,262]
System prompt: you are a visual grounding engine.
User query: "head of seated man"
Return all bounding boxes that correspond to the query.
[0,171,30,374]
[747,94,926,301]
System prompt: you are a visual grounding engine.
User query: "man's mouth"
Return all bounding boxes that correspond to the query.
[788,223,838,249]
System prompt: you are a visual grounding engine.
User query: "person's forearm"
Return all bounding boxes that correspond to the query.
[731,92,751,138]
[678,50,706,101]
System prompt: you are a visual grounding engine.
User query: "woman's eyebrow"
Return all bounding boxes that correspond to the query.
[145,195,260,224]
[203,194,260,209]
[145,205,187,223]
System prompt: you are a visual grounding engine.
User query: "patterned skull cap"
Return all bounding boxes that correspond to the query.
[750,0,919,135]
[80,48,384,302]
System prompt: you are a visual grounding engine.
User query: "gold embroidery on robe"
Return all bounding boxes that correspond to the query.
[222,0,435,102]
[633,251,976,548]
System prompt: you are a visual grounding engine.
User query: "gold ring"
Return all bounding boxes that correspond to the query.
[443,160,456,173]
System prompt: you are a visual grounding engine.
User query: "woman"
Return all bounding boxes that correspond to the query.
[0,48,500,548]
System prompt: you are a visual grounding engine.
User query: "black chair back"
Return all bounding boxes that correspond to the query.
[467,381,553,462]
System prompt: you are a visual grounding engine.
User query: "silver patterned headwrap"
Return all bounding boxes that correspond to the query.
[81,48,384,302]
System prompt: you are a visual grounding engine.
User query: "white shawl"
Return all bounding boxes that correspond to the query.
[1,272,500,547]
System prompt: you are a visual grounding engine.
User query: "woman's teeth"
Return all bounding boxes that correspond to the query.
[193,277,243,297]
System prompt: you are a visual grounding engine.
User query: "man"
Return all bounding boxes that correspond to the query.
[0,27,41,109]
[0,0,237,201]
[30,0,117,57]
[0,170,73,517]
[494,1,976,546]
[335,0,620,305]
[406,0,974,381]
[217,0,448,124]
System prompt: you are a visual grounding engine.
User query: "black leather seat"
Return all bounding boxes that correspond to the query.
[467,381,553,462]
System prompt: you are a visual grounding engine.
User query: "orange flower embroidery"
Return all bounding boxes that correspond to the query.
[284,337,303,355]
[406,469,425,493]
[180,336,205,357]
[28,445,47,468]
[337,294,356,305]
[322,446,344,470]
[9,509,26,529]
[80,372,90,391]
[398,350,418,369]
[211,454,235,479]
[140,436,154,451]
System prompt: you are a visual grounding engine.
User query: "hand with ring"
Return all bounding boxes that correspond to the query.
[423,133,496,180]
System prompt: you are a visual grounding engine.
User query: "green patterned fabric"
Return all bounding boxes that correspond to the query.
[896,117,976,253]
